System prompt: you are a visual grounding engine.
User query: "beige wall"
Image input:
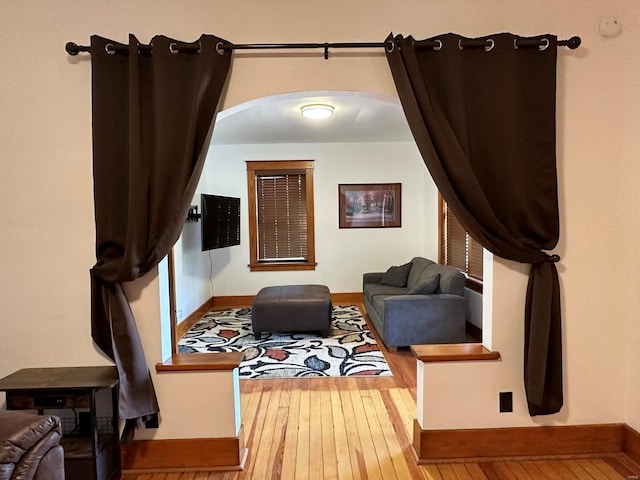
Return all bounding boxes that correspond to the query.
[1,0,639,439]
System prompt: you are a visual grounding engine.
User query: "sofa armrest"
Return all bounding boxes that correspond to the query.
[382,294,467,345]
[363,272,384,290]
[0,411,64,480]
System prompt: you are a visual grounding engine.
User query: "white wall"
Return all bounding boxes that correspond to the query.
[1,0,639,440]
[173,140,439,317]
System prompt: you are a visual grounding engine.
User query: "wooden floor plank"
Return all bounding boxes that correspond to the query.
[422,464,445,480]
[520,461,557,480]
[265,383,290,480]
[600,456,640,479]
[309,382,325,480]
[242,384,275,480]
[575,459,612,480]
[436,463,458,480]
[295,381,311,480]
[492,462,516,480]
[369,388,413,480]
[280,385,301,480]
[320,386,339,480]
[360,393,397,480]
[542,459,587,479]
[338,378,367,480]
[564,459,599,479]
[477,462,508,480]
[347,379,385,480]
[505,461,541,480]
[464,463,490,480]
[449,463,474,480]
[378,389,428,480]
[329,379,357,480]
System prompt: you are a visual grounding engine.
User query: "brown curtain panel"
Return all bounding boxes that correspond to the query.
[386,33,562,415]
[89,34,232,435]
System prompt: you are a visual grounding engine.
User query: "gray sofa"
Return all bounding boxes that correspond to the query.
[363,256,467,350]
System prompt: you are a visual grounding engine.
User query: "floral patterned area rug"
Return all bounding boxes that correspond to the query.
[178,305,392,378]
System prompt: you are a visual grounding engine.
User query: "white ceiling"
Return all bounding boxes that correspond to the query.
[210,90,415,145]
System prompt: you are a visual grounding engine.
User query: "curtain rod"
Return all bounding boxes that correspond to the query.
[65,36,581,59]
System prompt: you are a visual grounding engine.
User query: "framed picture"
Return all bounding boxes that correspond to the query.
[338,183,401,228]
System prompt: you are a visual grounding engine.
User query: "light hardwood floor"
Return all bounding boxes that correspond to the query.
[123,306,640,480]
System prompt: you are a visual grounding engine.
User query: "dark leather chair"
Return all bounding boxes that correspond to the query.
[0,410,65,480]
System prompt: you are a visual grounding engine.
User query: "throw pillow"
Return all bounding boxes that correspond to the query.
[379,262,412,287]
[408,273,440,295]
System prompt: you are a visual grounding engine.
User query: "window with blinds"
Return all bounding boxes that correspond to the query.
[256,173,307,262]
[440,197,483,283]
[246,160,316,271]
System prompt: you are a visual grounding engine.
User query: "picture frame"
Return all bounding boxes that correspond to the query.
[338,183,401,228]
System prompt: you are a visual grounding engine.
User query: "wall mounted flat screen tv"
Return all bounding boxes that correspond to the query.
[201,194,241,251]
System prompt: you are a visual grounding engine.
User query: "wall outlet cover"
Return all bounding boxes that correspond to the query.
[499,391,513,413]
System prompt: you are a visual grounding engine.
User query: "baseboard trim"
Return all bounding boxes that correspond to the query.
[121,427,246,472]
[624,424,640,465]
[412,419,632,462]
[331,292,363,304]
[210,292,362,310]
[212,295,256,309]
[176,297,215,341]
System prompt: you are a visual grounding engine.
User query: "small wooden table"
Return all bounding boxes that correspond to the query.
[0,366,120,480]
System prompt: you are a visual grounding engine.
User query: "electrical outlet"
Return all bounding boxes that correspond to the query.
[499,392,513,412]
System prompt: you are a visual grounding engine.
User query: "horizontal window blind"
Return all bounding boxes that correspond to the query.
[256,173,308,262]
[443,201,483,282]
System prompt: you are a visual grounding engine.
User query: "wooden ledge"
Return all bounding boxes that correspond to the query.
[155,353,244,372]
[410,343,500,362]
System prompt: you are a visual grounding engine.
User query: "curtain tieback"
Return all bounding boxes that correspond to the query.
[544,254,561,263]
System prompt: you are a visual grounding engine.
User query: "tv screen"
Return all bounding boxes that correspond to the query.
[201,194,241,251]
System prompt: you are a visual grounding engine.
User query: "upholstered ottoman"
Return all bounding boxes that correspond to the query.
[251,284,332,339]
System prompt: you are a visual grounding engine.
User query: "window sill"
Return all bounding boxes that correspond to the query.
[465,277,483,294]
[248,262,317,272]
[410,343,500,362]
[155,352,243,372]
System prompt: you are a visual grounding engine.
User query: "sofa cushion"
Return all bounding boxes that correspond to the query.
[408,273,440,295]
[379,262,412,287]
[407,257,436,290]
[422,264,466,296]
[364,283,407,303]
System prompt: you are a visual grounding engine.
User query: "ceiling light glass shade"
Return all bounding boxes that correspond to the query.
[300,104,334,119]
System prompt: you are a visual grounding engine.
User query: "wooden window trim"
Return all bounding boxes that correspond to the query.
[246,160,316,272]
[438,194,483,293]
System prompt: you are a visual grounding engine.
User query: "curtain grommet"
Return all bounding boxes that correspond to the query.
[433,39,442,51]
[539,38,550,51]
[216,42,226,55]
[385,40,395,53]
[169,42,179,54]
[513,39,519,50]
[485,38,495,52]
[105,43,116,55]
[458,39,464,51]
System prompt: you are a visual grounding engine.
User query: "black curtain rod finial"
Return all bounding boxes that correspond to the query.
[65,42,90,56]
[560,36,582,49]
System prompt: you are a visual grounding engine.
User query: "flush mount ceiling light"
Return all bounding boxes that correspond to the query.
[300,103,334,119]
